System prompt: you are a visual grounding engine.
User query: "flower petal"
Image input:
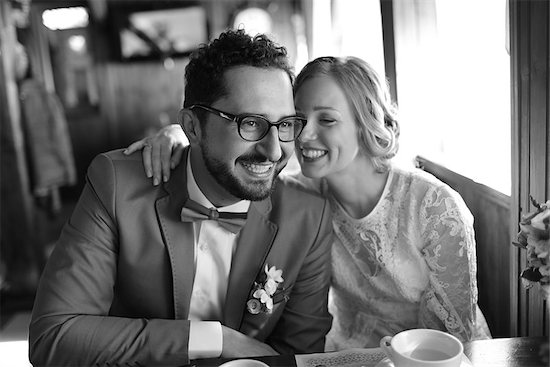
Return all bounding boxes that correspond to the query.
[247,299,261,314]
[264,279,277,295]
[253,289,264,298]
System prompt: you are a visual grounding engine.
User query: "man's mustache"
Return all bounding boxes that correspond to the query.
[238,154,286,165]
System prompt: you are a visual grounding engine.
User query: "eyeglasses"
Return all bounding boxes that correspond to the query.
[189,104,307,142]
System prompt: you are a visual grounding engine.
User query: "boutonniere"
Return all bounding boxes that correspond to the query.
[246,264,286,314]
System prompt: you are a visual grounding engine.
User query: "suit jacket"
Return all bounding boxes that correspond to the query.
[29,148,333,367]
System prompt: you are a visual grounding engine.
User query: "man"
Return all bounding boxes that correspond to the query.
[29,29,333,366]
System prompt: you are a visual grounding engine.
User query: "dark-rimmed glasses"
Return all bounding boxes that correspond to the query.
[189,104,307,142]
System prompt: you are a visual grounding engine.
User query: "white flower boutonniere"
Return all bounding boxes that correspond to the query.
[246,264,285,315]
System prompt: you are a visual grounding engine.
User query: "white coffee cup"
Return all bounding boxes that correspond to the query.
[219,359,269,367]
[380,329,463,367]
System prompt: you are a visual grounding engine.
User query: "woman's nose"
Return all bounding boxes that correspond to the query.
[298,120,317,142]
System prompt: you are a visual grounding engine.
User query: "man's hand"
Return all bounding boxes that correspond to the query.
[123,124,188,185]
[221,325,279,358]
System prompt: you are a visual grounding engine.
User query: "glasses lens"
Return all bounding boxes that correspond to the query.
[278,118,304,142]
[239,116,269,141]
[238,115,305,142]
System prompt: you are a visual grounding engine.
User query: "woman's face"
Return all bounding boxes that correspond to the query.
[294,75,362,179]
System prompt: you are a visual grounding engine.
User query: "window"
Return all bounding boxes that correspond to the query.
[42,7,89,30]
[306,0,385,75]
[392,0,511,195]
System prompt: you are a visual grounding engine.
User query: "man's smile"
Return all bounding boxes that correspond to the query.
[239,160,275,177]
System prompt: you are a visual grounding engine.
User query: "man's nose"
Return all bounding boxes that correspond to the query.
[256,126,282,162]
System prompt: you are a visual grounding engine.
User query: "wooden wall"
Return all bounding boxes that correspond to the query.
[97,60,189,146]
[0,0,303,297]
[0,0,42,294]
[415,156,512,338]
[91,0,300,149]
[510,0,550,337]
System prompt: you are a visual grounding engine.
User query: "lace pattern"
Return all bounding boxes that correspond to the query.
[324,167,491,348]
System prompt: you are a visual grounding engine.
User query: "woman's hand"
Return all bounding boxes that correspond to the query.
[124,124,188,185]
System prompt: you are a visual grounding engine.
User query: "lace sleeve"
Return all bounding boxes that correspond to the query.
[417,184,479,342]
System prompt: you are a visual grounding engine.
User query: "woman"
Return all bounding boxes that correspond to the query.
[125,56,491,349]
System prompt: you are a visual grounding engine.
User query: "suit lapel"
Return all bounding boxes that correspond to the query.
[223,198,276,329]
[156,148,195,320]
[156,148,278,325]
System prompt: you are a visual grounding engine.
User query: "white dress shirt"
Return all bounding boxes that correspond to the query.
[186,153,250,359]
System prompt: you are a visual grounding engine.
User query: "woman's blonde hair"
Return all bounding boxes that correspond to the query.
[294,56,399,172]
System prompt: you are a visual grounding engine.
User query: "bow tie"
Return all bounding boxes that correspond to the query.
[180,198,248,234]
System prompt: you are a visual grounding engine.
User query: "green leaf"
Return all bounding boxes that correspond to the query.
[520,267,543,282]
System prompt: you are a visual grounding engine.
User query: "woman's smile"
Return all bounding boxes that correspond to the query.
[299,146,328,161]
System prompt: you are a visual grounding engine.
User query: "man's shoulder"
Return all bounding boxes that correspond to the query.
[88,149,145,171]
[274,175,325,200]
[87,148,154,188]
[270,176,328,217]
[91,149,141,164]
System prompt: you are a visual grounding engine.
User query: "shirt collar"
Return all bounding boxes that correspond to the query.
[186,151,250,213]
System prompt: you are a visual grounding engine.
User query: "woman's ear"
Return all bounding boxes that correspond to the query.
[178,108,202,144]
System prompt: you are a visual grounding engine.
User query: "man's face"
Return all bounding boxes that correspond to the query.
[193,66,296,203]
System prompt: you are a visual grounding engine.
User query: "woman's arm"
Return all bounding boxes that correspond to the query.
[417,184,489,342]
[124,123,188,185]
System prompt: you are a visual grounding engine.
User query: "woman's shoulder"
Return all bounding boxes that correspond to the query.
[391,164,461,199]
[390,165,471,217]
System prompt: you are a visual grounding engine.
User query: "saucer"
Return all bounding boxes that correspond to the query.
[219,359,269,367]
[374,355,473,367]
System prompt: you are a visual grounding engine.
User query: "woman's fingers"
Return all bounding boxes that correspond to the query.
[141,143,153,178]
[151,142,163,186]
[171,146,184,170]
[124,140,146,155]
[160,144,173,183]
[124,124,187,186]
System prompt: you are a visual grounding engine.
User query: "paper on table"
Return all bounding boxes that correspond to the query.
[295,348,474,367]
[295,348,387,367]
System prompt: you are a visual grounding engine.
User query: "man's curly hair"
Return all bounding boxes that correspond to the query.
[183,29,294,109]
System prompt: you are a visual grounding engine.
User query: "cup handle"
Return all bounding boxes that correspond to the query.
[380,336,394,359]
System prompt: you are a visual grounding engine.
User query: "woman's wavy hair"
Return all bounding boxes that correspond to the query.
[294,56,400,172]
[183,29,293,109]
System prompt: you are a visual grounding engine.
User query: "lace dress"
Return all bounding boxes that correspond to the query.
[285,166,491,350]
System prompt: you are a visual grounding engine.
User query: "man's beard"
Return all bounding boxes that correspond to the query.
[201,146,285,201]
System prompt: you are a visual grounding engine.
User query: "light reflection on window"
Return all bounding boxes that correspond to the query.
[233,7,273,36]
[42,7,89,30]
[68,35,86,53]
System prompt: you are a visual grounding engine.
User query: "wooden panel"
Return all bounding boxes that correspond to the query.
[527,0,549,337]
[415,156,512,338]
[98,59,189,148]
[508,0,526,338]
[380,0,398,104]
[510,0,550,338]
[0,1,41,292]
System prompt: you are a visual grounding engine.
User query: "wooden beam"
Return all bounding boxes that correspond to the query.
[380,0,398,105]
[0,0,39,292]
[510,0,550,337]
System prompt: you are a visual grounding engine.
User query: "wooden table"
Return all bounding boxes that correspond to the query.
[463,336,548,367]
[190,337,549,367]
